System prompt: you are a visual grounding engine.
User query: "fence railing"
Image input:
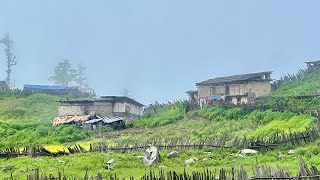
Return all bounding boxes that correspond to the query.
[1,121,320,158]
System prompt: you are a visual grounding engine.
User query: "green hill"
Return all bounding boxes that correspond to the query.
[271,68,320,97]
[0,94,90,147]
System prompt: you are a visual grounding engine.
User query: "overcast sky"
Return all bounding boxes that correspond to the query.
[0,0,319,104]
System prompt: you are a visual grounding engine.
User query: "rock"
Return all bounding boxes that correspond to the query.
[143,146,160,166]
[288,150,296,155]
[58,160,65,164]
[2,165,14,172]
[158,165,167,169]
[106,158,115,170]
[106,158,115,165]
[185,157,198,164]
[240,149,258,155]
[203,152,212,154]
[230,153,244,158]
[203,157,213,161]
[136,156,144,159]
[167,151,179,158]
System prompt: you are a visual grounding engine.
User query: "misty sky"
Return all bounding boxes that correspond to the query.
[0,1,319,104]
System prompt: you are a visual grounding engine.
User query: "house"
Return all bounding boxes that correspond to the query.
[57,96,144,118]
[185,90,198,104]
[0,81,9,91]
[22,84,79,95]
[196,71,272,105]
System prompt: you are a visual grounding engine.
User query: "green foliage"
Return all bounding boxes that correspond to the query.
[133,102,187,127]
[261,68,320,111]
[198,105,296,124]
[247,115,317,139]
[272,70,320,97]
[0,94,91,148]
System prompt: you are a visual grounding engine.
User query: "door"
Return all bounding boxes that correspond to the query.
[226,86,230,95]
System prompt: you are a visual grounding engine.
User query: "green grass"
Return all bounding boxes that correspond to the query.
[3,142,320,179]
[0,93,91,147]
[271,70,320,97]
[132,102,187,127]
[260,68,320,111]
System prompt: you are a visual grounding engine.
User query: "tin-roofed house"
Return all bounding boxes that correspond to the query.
[196,71,272,105]
[0,81,9,91]
[57,96,144,118]
[23,84,79,95]
[54,96,144,129]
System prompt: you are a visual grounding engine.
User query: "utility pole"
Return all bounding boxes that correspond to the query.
[0,33,16,88]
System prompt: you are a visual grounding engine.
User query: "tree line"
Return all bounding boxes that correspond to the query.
[0,33,94,93]
[0,33,17,88]
[49,59,94,94]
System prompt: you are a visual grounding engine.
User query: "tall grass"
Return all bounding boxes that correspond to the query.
[133,101,188,127]
[0,94,91,148]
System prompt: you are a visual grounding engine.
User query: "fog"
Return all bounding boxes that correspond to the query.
[0,0,320,104]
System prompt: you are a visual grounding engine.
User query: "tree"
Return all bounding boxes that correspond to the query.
[75,64,93,93]
[0,33,17,88]
[121,88,130,97]
[49,59,76,86]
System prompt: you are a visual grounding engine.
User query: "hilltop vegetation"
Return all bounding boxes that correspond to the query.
[271,68,320,97]
[119,105,316,145]
[260,67,320,111]
[0,93,90,147]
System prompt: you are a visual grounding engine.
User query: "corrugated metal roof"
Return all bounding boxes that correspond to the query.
[208,95,224,100]
[196,71,272,86]
[102,115,124,124]
[84,118,103,124]
[24,84,78,90]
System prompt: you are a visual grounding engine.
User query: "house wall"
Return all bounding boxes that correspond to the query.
[113,102,143,116]
[197,81,271,99]
[58,103,93,116]
[197,85,211,98]
[92,101,113,117]
[58,100,143,118]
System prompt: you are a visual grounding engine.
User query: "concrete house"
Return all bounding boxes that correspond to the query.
[57,96,144,118]
[196,71,272,105]
[0,81,9,91]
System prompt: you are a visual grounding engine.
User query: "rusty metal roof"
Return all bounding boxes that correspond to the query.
[51,115,92,126]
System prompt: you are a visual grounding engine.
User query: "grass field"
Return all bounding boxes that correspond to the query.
[0,66,319,179]
[2,142,320,179]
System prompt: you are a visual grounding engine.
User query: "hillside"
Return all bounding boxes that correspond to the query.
[0,94,90,147]
[0,69,319,179]
[254,68,320,111]
[271,69,320,97]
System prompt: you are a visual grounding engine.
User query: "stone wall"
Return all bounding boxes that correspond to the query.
[57,101,141,117]
[197,85,211,98]
[92,101,113,117]
[197,81,271,99]
[58,102,94,116]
